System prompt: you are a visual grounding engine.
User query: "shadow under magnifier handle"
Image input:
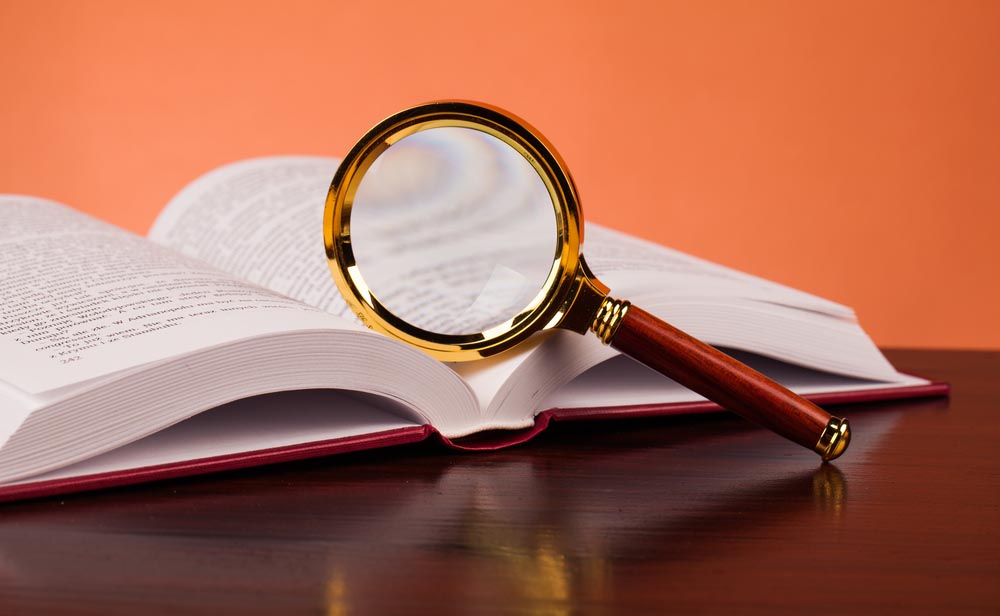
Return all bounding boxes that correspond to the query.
[608,305,851,461]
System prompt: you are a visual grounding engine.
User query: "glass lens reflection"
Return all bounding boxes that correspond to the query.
[350,127,558,336]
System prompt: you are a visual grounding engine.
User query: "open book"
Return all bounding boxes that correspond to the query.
[0,156,946,502]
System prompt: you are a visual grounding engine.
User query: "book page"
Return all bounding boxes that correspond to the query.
[149,156,856,326]
[149,155,555,335]
[583,225,854,319]
[148,157,353,318]
[148,156,561,415]
[148,156,898,418]
[0,196,356,393]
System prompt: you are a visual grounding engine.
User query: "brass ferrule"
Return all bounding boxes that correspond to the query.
[591,297,630,344]
[814,417,851,461]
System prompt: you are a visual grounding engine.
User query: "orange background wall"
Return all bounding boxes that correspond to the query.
[1,0,997,349]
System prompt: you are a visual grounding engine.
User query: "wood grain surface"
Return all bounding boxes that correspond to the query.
[0,350,996,615]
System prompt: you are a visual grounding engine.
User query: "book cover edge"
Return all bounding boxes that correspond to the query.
[0,378,949,503]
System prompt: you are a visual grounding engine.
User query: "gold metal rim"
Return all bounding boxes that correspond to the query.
[591,297,630,344]
[815,417,851,461]
[324,101,585,361]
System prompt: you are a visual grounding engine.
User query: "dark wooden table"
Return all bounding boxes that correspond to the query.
[0,350,996,615]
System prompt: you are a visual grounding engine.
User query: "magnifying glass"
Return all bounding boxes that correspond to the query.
[324,100,851,461]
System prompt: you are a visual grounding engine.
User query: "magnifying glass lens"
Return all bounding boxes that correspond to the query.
[351,127,557,335]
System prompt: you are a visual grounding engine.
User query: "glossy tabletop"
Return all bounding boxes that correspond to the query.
[0,350,996,615]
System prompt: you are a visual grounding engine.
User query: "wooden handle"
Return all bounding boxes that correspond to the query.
[608,305,850,459]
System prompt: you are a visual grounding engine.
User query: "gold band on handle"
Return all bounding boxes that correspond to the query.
[591,297,630,344]
[815,417,851,461]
